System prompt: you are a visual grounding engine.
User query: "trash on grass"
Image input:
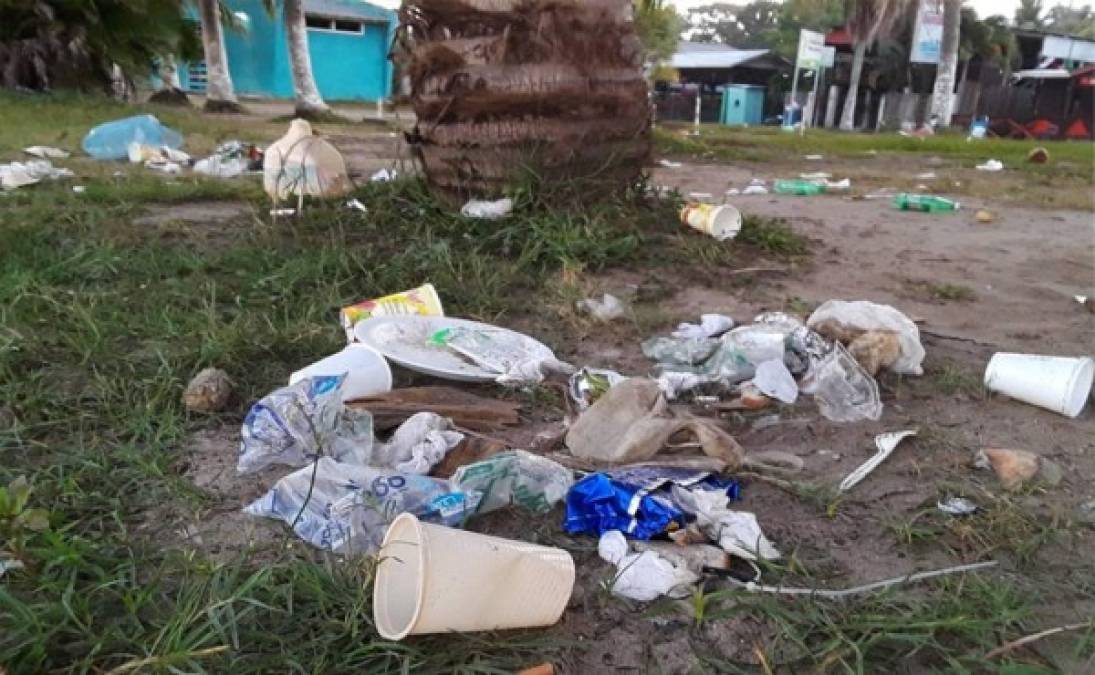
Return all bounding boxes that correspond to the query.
[800,172,830,180]
[915,172,937,180]
[983,352,1093,418]
[263,119,351,201]
[183,367,232,412]
[346,198,368,212]
[937,497,979,515]
[839,430,917,492]
[72,185,86,194]
[976,159,1003,172]
[774,179,825,195]
[672,314,734,340]
[893,193,960,212]
[341,283,444,341]
[657,159,682,168]
[680,203,742,240]
[576,293,627,321]
[808,342,884,422]
[24,146,69,159]
[598,530,699,601]
[804,154,823,160]
[370,168,397,182]
[565,465,740,539]
[565,378,745,466]
[568,368,627,410]
[428,323,572,386]
[451,450,573,516]
[195,140,257,178]
[1,159,73,189]
[82,114,183,161]
[371,412,464,475]
[461,197,514,220]
[289,343,392,402]
[269,208,296,217]
[742,184,768,195]
[671,487,779,561]
[807,299,925,376]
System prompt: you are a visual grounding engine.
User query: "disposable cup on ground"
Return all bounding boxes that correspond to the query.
[341,283,444,341]
[288,343,392,401]
[984,352,1093,418]
[680,203,742,241]
[373,513,575,640]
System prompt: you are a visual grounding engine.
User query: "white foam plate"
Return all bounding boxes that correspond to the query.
[353,315,554,383]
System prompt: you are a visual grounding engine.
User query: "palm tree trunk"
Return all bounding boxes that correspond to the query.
[284,0,330,117]
[840,41,867,131]
[929,0,961,126]
[197,0,242,112]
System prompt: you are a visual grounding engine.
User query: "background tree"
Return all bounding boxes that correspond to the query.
[1014,0,1045,28]
[762,0,845,60]
[283,0,331,117]
[929,0,961,125]
[839,0,911,131]
[197,0,243,112]
[685,1,781,47]
[1044,3,1095,39]
[634,0,682,64]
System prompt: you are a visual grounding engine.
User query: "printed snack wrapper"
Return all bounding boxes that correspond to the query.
[341,283,444,341]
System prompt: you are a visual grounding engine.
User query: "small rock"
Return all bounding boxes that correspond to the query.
[975,209,994,223]
[183,368,232,412]
[1038,458,1063,487]
[975,448,1055,491]
[1076,499,1095,526]
[0,406,15,430]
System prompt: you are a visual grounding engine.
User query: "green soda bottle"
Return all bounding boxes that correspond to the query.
[774,179,826,195]
[893,193,960,212]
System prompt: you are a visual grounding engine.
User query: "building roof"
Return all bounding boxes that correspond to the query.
[670,42,775,70]
[303,0,394,22]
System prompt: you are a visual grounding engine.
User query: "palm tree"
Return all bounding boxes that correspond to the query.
[283,0,331,117]
[197,0,244,112]
[1014,0,1044,29]
[928,0,961,125]
[838,0,911,131]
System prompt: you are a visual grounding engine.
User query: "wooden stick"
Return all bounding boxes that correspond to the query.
[984,622,1092,660]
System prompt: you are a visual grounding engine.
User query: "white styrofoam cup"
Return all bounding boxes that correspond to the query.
[984,352,1093,418]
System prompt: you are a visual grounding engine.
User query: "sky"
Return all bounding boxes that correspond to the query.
[665,1,1025,20]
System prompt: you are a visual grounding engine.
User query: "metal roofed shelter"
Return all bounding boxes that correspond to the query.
[657,42,790,123]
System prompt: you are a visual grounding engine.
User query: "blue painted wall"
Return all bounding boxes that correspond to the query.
[178,0,394,101]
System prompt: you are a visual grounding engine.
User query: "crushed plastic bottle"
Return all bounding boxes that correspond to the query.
[82,115,183,161]
[893,193,960,212]
[774,179,826,196]
[810,342,883,422]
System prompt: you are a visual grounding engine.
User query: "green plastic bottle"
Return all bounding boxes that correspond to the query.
[893,193,960,212]
[774,179,826,195]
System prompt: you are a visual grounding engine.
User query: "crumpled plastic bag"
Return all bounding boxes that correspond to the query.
[461,198,513,219]
[598,530,698,601]
[565,378,744,468]
[807,300,925,375]
[672,486,780,561]
[451,450,573,516]
[431,326,573,386]
[243,456,470,554]
[751,359,799,404]
[568,368,627,410]
[237,376,375,474]
[371,412,463,475]
[576,293,626,321]
[672,313,735,339]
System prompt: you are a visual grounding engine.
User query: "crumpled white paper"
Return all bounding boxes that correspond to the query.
[672,487,780,561]
[598,530,698,601]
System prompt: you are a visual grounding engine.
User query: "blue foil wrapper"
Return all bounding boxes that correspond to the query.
[563,466,740,539]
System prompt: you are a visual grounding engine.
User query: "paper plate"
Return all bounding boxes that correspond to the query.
[354,315,554,383]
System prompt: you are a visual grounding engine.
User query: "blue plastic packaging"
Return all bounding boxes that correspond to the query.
[563,466,740,539]
[82,114,183,160]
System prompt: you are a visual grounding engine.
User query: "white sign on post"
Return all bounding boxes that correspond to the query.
[796,29,826,70]
[821,46,836,69]
[911,0,944,64]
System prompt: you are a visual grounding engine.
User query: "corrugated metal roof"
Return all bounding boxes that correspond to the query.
[304,0,393,22]
[670,42,771,70]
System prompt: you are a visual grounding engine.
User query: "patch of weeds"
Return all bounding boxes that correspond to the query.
[930,362,986,398]
[931,282,977,302]
[736,216,809,257]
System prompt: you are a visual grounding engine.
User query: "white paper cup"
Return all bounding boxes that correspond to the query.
[373,513,575,640]
[680,203,742,241]
[984,353,1094,418]
[289,343,392,401]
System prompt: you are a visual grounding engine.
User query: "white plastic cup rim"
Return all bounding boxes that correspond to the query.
[984,352,1094,418]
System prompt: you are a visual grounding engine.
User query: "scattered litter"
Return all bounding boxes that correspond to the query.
[373,513,574,639]
[983,352,1093,418]
[598,530,699,601]
[24,146,69,159]
[0,557,25,577]
[687,192,715,203]
[565,465,740,539]
[728,560,998,597]
[937,497,978,515]
[1027,147,1049,164]
[672,314,734,340]
[800,172,831,180]
[968,117,989,139]
[680,203,741,240]
[1,159,74,189]
[195,141,258,178]
[893,193,960,212]
[751,359,798,404]
[807,300,925,375]
[264,119,351,201]
[72,185,86,194]
[975,448,1062,491]
[82,114,183,161]
[145,160,182,174]
[565,378,744,466]
[915,172,937,180]
[839,430,917,492]
[370,412,464,475]
[568,367,626,410]
[975,209,995,223]
[657,159,682,169]
[452,450,573,516]
[804,154,823,160]
[342,283,443,341]
[976,159,1004,172]
[182,367,232,412]
[742,184,768,195]
[370,168,397,182]
[346,198,368,213]
[576,293,627,321]
[269,208,296,217]
[349,386,520,432]
[823,178,851,190]
[632,540,732,574]
[461,197,513,220]
[1077,296,1095,314]
[671,487,779,561]
[774,179,825,195]
[809,342,883,422]
[289,343,392,401]
[724,188,740,196]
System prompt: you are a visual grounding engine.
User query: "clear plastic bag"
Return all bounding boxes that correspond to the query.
[810,342,883,422]
[450,450,573,516]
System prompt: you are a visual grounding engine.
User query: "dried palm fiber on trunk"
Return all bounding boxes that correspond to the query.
[400,0,650,201]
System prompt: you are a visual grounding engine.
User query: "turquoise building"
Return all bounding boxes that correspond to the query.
[180,0,396,101]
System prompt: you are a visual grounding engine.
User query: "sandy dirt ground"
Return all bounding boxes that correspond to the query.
[164,130,1094,672]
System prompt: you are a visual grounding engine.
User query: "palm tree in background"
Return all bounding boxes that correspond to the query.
[197,0,243,112]
[928,0,961,125]
[838,0,911,131]
[282,0,331,118]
